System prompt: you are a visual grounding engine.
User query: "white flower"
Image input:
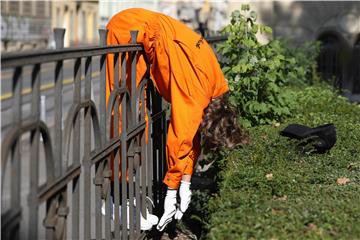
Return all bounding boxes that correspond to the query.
[250,56,258,65]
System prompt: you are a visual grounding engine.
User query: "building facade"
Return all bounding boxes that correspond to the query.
[1,1,99,51]
[1,1,51,51]
[51,1,99,48]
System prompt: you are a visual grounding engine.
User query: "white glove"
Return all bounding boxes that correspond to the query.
[156,188,177,231]
[174,180,191,220]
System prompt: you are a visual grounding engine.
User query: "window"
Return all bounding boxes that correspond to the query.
[1,2,7,14]
[35,1,45,17]
[22,1,32,16]
[9,2,20,15]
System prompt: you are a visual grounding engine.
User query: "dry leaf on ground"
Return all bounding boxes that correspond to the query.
[266,173,273,180]
[336,177,350,185]
[274,195,287,201]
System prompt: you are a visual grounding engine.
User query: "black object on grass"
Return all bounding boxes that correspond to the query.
[280,123,336,153]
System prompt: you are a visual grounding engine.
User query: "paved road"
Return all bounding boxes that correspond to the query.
[1,56,102,136]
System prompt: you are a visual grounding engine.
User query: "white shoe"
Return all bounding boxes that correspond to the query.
[101,199,158,231]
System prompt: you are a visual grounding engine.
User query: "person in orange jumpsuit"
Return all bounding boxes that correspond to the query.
[106,8,247,231]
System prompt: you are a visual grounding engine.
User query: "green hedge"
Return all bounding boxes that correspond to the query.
[206,85,360,239]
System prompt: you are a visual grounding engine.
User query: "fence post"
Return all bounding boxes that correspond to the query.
[98,29,108,145]
[54,28,65,49]
[53,28,65,178]
[130,30,138,125]
[97,28,113,239]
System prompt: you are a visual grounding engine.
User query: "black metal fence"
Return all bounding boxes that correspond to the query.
[1,27,226,240]
[1,28,168,240]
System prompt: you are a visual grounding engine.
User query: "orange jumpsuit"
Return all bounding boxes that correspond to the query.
[106,8,228,189]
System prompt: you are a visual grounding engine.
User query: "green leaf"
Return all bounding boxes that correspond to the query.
[263,25,273,34]
[232,65,241,73]
[250,11,257,21]
[241,4,250,11]
[222,66,231,73]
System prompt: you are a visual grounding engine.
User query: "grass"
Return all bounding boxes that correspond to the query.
[205,84,360,240]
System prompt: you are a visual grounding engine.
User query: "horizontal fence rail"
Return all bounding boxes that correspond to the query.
[1,28,226,240]
[1,44,143,68]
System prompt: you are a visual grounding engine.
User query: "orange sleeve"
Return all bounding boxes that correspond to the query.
[211,67,229,99]
[162,71,206,189]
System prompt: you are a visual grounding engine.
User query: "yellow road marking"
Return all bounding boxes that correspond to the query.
[1,71,100,101]
[1,57,100,79]
[1,61,72,79]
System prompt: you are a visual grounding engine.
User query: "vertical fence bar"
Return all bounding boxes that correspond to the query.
[130,31,138,125]
[83,56,92,240]
[157,149,161,208]
[134,145,141,238]
[54,28,65,178]
[99,29,112,240]
[129,30,138,239]
[128,143,135,239]
[94,50,105,239]
[10,66,23,240]
[140,89,147,224]
[152,138,159,207]
[161,107,167,205]
[73,58,81,162]
[95,164,103,240]
[146,92,154,212]
[99,29,108,146]
[153,110,161,208]
[28,64,41,240]
[113,122,121,239]
[120,53,128,240]
[141,133,147,216]
[72,58,81,239]
[113,52,121,239]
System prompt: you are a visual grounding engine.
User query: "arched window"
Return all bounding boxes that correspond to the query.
[317,33,344,89]
[352,37,360,94]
